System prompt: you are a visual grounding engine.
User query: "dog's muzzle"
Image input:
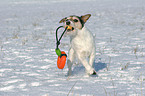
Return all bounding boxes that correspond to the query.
[65,25,74,32]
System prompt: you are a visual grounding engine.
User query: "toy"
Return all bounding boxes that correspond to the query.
[55,26,67,69]
[57,51,67,69]
[66,25,72,30]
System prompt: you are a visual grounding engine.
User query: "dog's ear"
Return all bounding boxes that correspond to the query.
[80,14,91,23]
[59,18,66,23]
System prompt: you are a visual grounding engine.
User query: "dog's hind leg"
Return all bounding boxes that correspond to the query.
[89,51,97,75]
[89,50,95,67]
[67,48,75,76]
[77,53,94,75]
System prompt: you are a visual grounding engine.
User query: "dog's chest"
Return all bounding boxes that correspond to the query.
[70,27,94,51]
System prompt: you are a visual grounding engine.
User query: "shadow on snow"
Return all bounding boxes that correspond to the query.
[94,62,107,72]
[72,61,107,76]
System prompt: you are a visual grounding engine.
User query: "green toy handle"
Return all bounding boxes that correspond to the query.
[55,48,61,56]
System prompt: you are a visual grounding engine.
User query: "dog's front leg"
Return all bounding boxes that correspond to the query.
[67,48,75,76]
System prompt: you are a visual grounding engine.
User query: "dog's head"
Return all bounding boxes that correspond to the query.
[59,14,91,35]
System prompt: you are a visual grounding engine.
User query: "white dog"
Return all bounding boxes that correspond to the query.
[59,14,96,76]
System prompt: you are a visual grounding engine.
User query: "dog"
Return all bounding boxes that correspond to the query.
[59,14,96,76]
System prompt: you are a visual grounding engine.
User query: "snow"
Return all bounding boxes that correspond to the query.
[0,0,145,96]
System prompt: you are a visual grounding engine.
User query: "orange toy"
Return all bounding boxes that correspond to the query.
[57,51,67,69]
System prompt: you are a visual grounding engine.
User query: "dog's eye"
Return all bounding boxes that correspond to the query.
[73,19,78,22]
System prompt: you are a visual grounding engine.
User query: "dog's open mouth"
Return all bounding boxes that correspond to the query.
[65,26,74,32]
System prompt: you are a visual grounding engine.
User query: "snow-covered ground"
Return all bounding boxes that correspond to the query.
[0,0,145,96]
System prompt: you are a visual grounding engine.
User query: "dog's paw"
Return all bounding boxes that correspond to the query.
[90,71,98,77]
[92,71,97,75]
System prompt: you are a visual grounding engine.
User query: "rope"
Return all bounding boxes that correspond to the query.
[56,26,68,49]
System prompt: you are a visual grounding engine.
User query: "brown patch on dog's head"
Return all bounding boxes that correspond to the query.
[59,17,67,23]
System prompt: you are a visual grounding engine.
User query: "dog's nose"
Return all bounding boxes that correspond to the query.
[66,21,70,25]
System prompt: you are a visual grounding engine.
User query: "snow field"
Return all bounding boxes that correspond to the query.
[0,0,145,96]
